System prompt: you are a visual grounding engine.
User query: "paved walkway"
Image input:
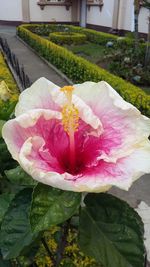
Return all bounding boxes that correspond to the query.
[0,25,67,86]
[0,25,150,208]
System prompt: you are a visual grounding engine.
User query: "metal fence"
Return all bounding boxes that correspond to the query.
[0,37,31,91]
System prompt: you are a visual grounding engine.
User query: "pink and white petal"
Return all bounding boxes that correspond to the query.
[18,136,83,191]
[73,81,150,161]
[122,142,150,183]
[73,141,150,192]
[15,77,60,116]
[2,109,62,161]
[73,81,150,137]
[15,77,103,134]
[18,136,111,192]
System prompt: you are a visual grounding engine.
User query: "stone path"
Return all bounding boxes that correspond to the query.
[0,25,150,208]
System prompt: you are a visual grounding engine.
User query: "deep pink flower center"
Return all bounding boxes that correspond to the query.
[41,119,101,175]
[15,116,122,177]
[37,118,121,176]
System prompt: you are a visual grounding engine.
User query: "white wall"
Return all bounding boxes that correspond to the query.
[139,7,149,34]
[118,0,149,34]
[118,0,134,31]
[29,0,71,22]
[87,0,115,28]
[0,0,22,21]
[0,0,149,35]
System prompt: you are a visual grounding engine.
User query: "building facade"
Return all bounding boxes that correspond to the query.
[0,0,149,34]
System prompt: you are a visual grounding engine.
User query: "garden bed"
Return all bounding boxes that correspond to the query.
[28,24,150,93]
[64,42,150,93]
[17,24,150,117]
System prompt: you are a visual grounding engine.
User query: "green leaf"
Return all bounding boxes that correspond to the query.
[0,120,6,138]
[0,193,14,224]
[30,183,81,233]
[0,188,36,259]
[0,258,12,267]
[5,166,37,187]
[0,138,17,174]
[79,193,145,267]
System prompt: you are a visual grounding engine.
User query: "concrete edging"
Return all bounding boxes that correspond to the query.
[16,35,73,86]
[7,60,23,92]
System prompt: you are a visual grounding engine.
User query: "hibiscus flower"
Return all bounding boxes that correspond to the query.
[2,78,150,192]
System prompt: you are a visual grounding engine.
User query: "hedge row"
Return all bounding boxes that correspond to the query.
[17,25,150,117]
[25,24,144,47]
[0,52,19,120]
[49,32,87,45]
[68,25,119,45]
[24,24,118,45]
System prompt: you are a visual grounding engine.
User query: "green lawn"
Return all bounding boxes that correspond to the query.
[64,42,114,64]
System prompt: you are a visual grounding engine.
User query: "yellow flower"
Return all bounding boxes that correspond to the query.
[0,81,11,101]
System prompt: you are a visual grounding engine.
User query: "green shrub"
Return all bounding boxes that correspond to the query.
[27,24,77,36]
[0,52,19,120]
[81,28,118,45]
[17,25,150,117]
[27,24,65,36]
[24,23,148,48]
[23,24,118,45]
[49,32,87,45]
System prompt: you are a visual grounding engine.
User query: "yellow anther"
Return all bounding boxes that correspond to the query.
[62,104,79,134]
[61,86,74,105]
[60,85,79,135]
[60,86,74,93]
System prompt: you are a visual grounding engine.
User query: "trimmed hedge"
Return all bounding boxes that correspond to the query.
[49,32,87,45]
[28,24,149,52]
[26,24,140,46]
[0,52,19,120]
[80,28,118,45]
[17,25,150,117]
[24,24,117,45]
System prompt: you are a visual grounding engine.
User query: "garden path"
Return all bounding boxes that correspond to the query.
[0,25,67,86]
[0,25,150,208]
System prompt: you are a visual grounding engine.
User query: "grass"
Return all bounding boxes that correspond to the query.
[141,86,150,95]
[64,42,114,64]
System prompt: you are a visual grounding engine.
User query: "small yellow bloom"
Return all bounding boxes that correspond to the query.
[0,81,11,101]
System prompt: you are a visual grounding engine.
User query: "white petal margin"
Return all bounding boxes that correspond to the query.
[15,77,103,135]
[135,201,150,262]
[2,109,62,161]
[15,77,60,116]
[74,81,140,113]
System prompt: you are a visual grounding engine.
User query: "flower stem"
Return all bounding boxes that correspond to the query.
[55,219,71,267]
